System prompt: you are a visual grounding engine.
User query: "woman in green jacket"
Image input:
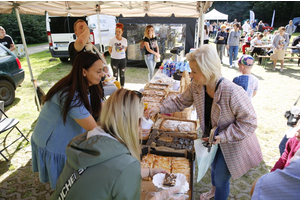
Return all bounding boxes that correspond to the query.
[51,89,182,200]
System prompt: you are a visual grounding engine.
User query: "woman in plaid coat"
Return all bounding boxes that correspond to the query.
[145,45,263,200]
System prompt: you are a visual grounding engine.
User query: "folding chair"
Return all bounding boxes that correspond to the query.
[0,108,29,161]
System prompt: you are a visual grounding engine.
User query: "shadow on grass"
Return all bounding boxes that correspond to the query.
[263,61,300,80]
[36,62,72,87]
[0,159,54,199]
[4,98,21,112]
[0,119,37,176]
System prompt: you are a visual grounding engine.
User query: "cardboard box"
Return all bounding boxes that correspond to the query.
[140,146,194,200]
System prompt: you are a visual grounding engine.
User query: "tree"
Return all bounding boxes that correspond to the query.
[0,10,47,44]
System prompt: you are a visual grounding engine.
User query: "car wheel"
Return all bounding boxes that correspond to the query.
[59,57,69,62]
[0,80,15,106]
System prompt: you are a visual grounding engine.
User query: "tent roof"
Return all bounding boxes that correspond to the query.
[204,8,228,20]
[0,1,213,18]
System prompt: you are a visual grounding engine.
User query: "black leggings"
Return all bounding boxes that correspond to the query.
[251,48,263,64]
[111,58,126,86]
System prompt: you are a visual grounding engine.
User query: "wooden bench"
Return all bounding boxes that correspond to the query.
[257,55,300,68]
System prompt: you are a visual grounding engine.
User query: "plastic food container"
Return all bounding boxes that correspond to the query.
[141,117,154,130]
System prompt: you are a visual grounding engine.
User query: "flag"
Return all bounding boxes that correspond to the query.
[271,10,275,27]
[250,10,255,24]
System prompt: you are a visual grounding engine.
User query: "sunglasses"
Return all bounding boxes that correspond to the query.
[133,90,143,100]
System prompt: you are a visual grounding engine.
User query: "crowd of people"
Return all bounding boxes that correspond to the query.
[1,17,296,199]
[204,18,299,72]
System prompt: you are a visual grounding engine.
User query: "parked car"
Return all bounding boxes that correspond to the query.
[262,23,274,32]
[0,44,25,106]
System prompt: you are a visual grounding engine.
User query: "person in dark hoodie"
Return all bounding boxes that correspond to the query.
[215,24,227,64]
[51,89,183,200]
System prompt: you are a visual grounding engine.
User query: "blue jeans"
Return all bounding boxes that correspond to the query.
[211,146,231,200]
[229,46,239,65]
[279,134,289,156]
[144,54,156,81]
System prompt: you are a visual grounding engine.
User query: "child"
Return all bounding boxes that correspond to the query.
[103,66,121,89]
[271,127,300,172]
[233,55,258,98]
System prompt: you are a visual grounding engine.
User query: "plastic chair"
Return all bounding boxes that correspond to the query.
[0,108,29,161]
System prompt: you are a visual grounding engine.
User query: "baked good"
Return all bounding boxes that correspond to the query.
[143,89,166,96]
[141,154,190,182]
[158,137,173,143]
[163,173,177,186]
[142,95,164,103]
[160,120,196,132]
[148,83,169,90]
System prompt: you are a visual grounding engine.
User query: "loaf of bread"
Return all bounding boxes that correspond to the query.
[160,120,196,132]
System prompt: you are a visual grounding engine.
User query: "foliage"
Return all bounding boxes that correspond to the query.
[211,1,300,27]
[0,10,47,44]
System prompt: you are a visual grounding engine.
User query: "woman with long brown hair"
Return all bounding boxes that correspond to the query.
[144,25,160,81]
[31,52,104,189]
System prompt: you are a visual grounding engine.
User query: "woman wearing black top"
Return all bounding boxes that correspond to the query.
[143,25,160,81]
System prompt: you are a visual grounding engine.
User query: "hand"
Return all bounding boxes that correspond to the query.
[201,137,209,142]
[151,168,168,177]
[102,81,108,86]
[144,106,160,119]
[156,53,161,58]
[212,135,221,145]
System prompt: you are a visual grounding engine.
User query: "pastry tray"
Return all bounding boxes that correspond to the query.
[140,146,194,200]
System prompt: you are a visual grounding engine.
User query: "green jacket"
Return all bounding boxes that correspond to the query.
[51,127,141,200]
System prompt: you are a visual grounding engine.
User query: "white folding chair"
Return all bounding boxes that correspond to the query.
[0,108,29,161]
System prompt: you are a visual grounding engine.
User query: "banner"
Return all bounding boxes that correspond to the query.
[271,10,275,27]
[250,10,255,25]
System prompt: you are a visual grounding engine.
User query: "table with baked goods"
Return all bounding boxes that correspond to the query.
[140,69,198,200]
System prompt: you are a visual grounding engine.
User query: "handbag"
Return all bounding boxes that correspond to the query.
[214,37,218,44]
[154,55,161,62]
[285,94,300,127]
[150,40,160,62]
[270,53,277,61]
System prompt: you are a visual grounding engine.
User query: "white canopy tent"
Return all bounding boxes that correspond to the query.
[0,1,213,111]
[205,8,228,23]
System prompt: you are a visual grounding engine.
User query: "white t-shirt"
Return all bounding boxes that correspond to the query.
[109,37,128,59]
[242,23,250,33]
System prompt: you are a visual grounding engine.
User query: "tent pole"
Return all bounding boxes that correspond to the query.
[196,16,200,48]
[200,2,205,47]
[14,2,41,112]
[96,5,103,53]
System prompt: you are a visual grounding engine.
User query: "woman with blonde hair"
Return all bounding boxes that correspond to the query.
[144,25,160,81]
[51,89,175,200]
[145,45,262,200]
[272,26,289,72]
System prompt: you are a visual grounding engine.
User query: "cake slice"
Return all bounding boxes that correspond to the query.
[163,173,177,186]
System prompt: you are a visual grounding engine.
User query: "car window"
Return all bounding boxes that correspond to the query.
[50,16,87,33]
[0,46,10,58]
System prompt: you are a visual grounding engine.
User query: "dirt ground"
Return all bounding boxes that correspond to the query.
[1,47,300,199]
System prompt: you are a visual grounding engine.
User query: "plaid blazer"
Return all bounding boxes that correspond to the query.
[160,77,263,179]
